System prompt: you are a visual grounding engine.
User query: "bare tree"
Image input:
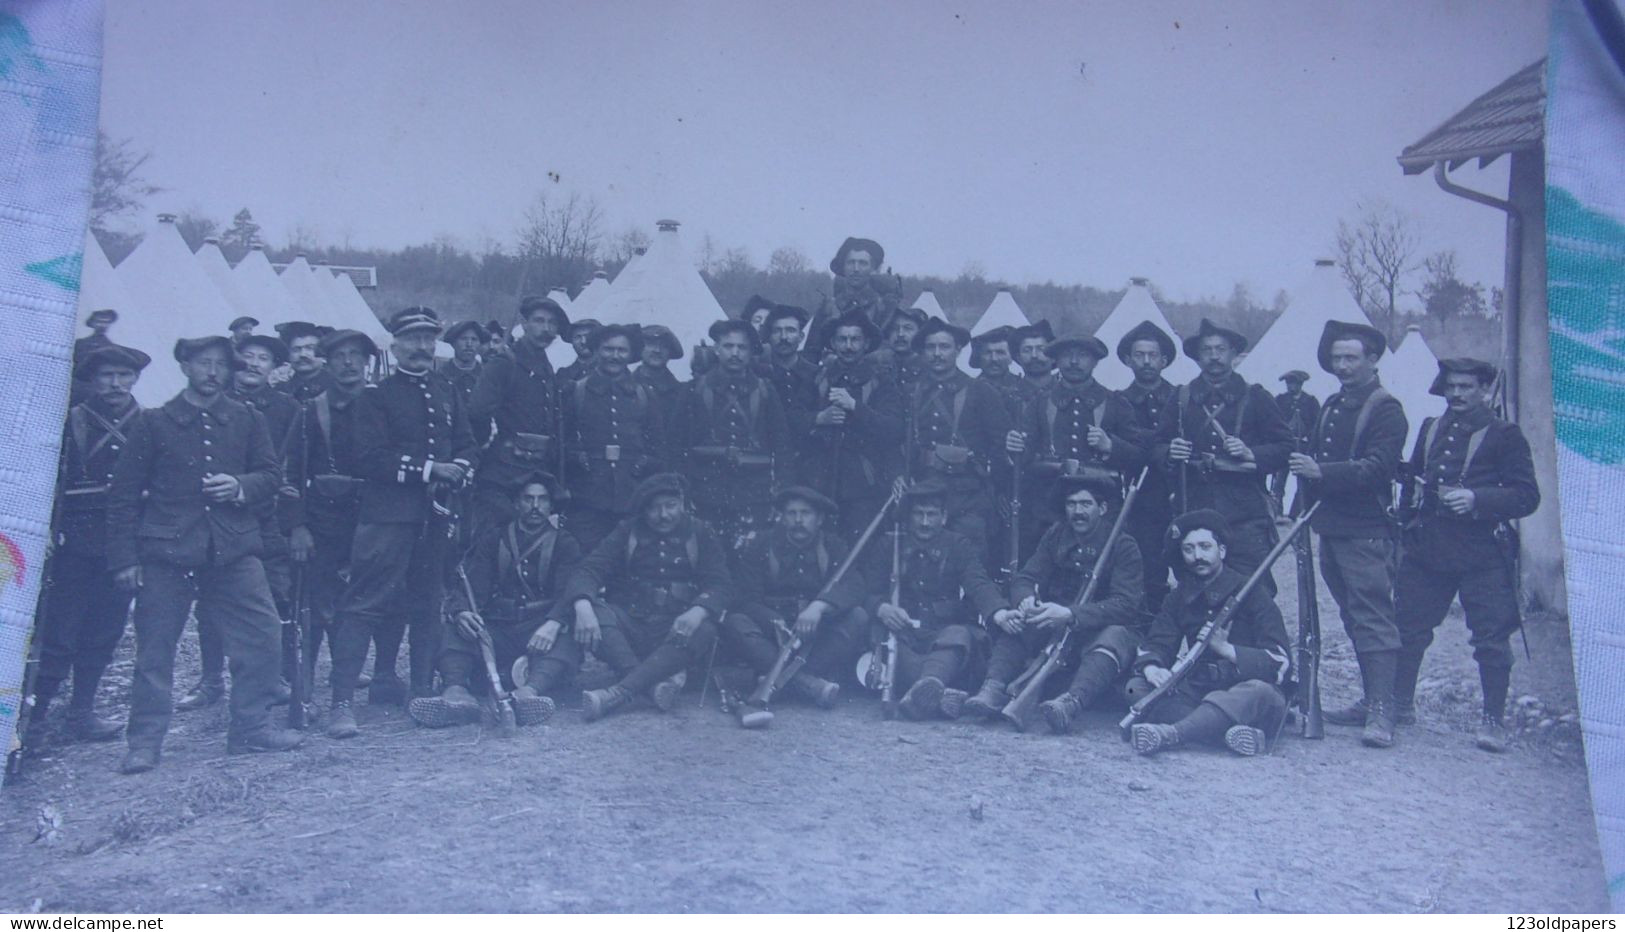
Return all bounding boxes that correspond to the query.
[696,232,720,274]
[769,245,809,275]
[515,190,604,292]
[175,208,219,251]
[1335,201,1420,340]
[90,131,162,232]
[1420,249,1488,321]
[608,224,651,265]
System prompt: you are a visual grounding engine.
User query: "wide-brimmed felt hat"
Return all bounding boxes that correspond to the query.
[743,295,777,320]
[569,318,603,339]
[1115,320,1176,366]
[641,325,684,359]
[829,236,885,276]
[518,295,570,329]
[1010,320,1056,347]
[883,305,930,335]
[586,322,645,356]
[441,320,487,345]
[828,309,882,351]
[763,302,810,331]
[74,344,150,381]
[1428,357,1498,396]
[913,316,972,350]
[173,335,236,364]
[85,308,118,325]
[1052,472,1120,510]
[1316,320,1388,373]
[387,306,442,337]
[772,485,839,516]
[318,329,379,359]
[1181,318,1248,359]
[228,316,259,331]
[274,321,322,344]
[236,334,289,366]
[1279,370,1311,384]
[1046,335,1109,361]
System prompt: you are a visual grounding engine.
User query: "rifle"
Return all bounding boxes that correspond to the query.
[286,565,309,730]
[1118,502,1320,736]
[455,563,516,736]
[1005,397,1027,586]
[879,514,904,720]
[1001,466,1148,731]
[1292,515,1323,738]
[748,487,899,710]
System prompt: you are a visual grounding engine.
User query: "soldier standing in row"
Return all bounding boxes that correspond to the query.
[28,345,150,746]
[804,236,901,361]
[274,321,335,403]
[70,308,118,405]
[326,308,478,738]
[467,296,567,540]
[1289,321,1408,748]
[1156,319,1293,595]
[634,324,687,454]
[970,325,1039,420]
[228,315,259,349]
[1013,321,1056,395]
[561,324,664,554]
[571,474,735,722]
[719,486,867,728]
[676,319,790,554]
[558,318,602,384]
[1115,320,1179,611]
[870,305,928,395]
[755,302,819,441]
[864,481,1009,721]
[1271,369,1320,513]
[962,475,1145,733]
[436,320,488,414]
[108,336,303,773]
[806,311,904,536]
[1393,358,1540,752]
[1125,509,1292,758]
[410,471,581,728]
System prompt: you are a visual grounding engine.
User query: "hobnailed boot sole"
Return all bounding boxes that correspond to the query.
[899,677,945,721]
[1040,698,1078,735]
[512,695,556,727]
[1131,723,1178,756]
[408,697,481,728]
[1224,725,1268,757]
[939,688,968,720]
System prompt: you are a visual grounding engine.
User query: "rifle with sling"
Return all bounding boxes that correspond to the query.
[455,562,517,736]
[1119,502,1320,736]
[1000,466,1148,731]
[283,405,309,730]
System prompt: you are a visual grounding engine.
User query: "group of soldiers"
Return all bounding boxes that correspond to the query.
[28,235,1540,776]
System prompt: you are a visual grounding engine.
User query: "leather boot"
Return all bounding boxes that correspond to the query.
[582,685,632,722]
[227,727,306,755]
[939,688,968,719]
[1223,724,1269,756]
[651,670,687,712]
[1130,722,1180,756]
[119,746,160,775]
[1040,693,1084,734]
[1361,698,1396,748]
[510,686,556,727]
[787,673,839,709]
[961,678,1010,720]
[899,676,945,721]
[65,707,123,742]
[1474,712,1509,753]
[326,700,359,739]
[1360,652,1398,748]
[175,679,225,712]
[407,684,482,728]
[1393,647,1424,725]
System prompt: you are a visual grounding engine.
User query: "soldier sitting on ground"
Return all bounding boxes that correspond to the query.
[410,471,581,729]
[1125,509,1292,758]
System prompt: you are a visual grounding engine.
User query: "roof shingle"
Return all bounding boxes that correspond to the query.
[1397,59,1546,175]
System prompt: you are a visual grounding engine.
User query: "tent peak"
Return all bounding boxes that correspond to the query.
[203,236,220,245]
[1129,276,1149,287]
[156,213,176,224]
[656,219,680,232]
[1315,258,1336,268]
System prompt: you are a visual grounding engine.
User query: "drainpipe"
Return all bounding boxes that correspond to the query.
[1432,160,1523,421]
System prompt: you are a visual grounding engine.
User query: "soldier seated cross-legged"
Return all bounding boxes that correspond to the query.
[409,472,582,729]
[569,474,735,722]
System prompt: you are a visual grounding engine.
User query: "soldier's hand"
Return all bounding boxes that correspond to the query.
[1029,602,1074,630]
[1005,430,1027,455]
[828,388,856,411]
[795,602,828,637]
[573,601,602,649]
[454,610,485,641]
[289,526,315,563]
[1017,595,1040,618]
[1223,436,1253,462]
[1208,624,1237,662]
[815,406,847,426]
[891,476,908,499]
[1287,452,1322,479]
[529,620,561,653]
[1144,664,1172,688]
[1441,487,1476,515]
[430,462,467,485]
[1168,438,1193,462]
[202,473,241,502]
[991,608,1023,634]
[672,606,706,639]
[114,565,142,593]
[877,602,911,632]
[1086,426,1112,453]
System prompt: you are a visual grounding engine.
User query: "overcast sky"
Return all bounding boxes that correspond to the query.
[101,0,1550,304]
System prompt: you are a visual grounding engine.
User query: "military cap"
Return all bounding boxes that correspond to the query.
[513,469,562,499]
[173,334,236,364]
[518,295,570,329]
[228,316,259,331]
[485,321,507,338]
[1046,335,1110,361]
[318,328,379,359]
[900,479,951,504]
[763,303,810,331]
[85,308,118,326]
[631,472,689,514]
[387,306,443,337]
[1279,370,1311,384]
[74,344,151,381]
[1317,320,1388,373]
[772,485,839,516]
[1010,320,1056,347]
[642,324,684,359]
[1052,472,1120,510]
[586,322,644,356]
[828,309,882,350]
[883,304,930,335]
[236,334,290,366]
[1181,318,1248,359]
[971,325,1015,347]
[1167,508,1232,557]
[569,318,603,340]
[829,236,885,276]
[274,324,321,347]
[1115,320,1177,366]
[742,295,777,321]
[441,320,487,345]
[709,318,760,347]
[1428,357,1498,396]
[314,324,336,339]
[913,316,972,351]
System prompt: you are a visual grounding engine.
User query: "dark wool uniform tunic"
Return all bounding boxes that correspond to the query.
[1025,378,1143,547]
[633,363,686,463]
[562,516,734,694]
[293,385,365,671]
[805,357,905,534]
[1125,565,1291,730]
[868,347,926,397]
[443,522,583,693]
[757,354,822,446]
[722,528,868,681]
[1153,373,1294,593]
[860,528,1007,690]
[908,371,1013,553]
[561,371,664,553]
[277,368,336,404]
[107,394,285,749]
[36,399,140,709]
[1118,378,1177,608]
[467,340,556,537]
[675,369,790,552]
[1301,376,1408,654]
[436,357,484,419]
[1395,404,1539,674]
[331,369,479,700]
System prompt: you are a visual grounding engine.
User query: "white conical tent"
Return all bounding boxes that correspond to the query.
[194,238,259,321]
[1091,277,1200,390]
[959,289,1030,372]
[910,290,946,317]
[327,271,387,343]
[78,231,141,338]
[278,254,336,324]
[112,214,239,405]
[547,288,573,316]
[570,271,613,320]
[592,220,726,380]
[231,245,308,331]
[1385,325,1444,448]
[1237,259,1381,402]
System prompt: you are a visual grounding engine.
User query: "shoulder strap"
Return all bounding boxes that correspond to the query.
[533,528,558,594]
[950,384,968,438]
[68,406,92,464]
[1461,425,1491,481]
[766,546,781,585]
[625,526,639,565]
[1350,387,1395,453]
[1177,383,1190,436]
[816,539,831,577]
[499,527,517,585]
[686,531,699,569]
[1233,386,1251,435]
[1093,401,1106,429]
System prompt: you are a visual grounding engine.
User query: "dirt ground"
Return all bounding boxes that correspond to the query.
[0,555,1606,913]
